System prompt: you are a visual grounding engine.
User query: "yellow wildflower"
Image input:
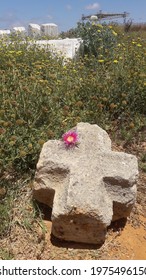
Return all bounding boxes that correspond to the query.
[112,31,117,36]
[9,141,16,146]
[38,139,45,145]
[16,51,23,55]
[98,59,104,63]
[19,150,27,157]
[28,143,33,149]
[113,60,118,63]
[96,24,103,28]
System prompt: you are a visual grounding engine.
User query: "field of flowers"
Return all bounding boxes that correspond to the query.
[0,23,146,175]
[0,22,146,256]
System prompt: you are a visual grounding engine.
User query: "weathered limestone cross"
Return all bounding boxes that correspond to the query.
[33,122,138,244]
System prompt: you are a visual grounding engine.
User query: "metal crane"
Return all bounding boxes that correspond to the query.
[82,11,129,24]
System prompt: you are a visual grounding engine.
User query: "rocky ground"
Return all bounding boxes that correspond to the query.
[0,138,146,260]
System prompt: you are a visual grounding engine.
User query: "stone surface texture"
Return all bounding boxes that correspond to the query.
[33,122,138,244]
[33,38,82,59]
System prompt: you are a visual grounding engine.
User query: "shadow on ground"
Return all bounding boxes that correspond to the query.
[37,201,127,250]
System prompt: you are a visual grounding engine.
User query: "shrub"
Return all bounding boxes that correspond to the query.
[75,21,118,58]
[0,29,146,175]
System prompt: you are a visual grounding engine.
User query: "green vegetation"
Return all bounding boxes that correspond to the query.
[1,24,146,174]
[0,196,11,236]
[0,249,14,260]
[0,23,146,238]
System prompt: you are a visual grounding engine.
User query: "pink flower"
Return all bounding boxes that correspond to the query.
[62,130,79,147]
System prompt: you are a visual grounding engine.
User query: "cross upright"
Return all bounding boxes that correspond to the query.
[33,122,138,244]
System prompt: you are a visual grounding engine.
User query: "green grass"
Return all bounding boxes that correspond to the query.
[0,198,11,237]
[0,249,14,260]
[0,176,45,238]
[0,178,18,238]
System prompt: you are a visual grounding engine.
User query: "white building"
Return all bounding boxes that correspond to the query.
[41,23,58,37]
[11,27,26,35]
[28,23,41,37]
[0,30,11,36]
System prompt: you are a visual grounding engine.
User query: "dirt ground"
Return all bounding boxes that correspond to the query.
[0,139,146,260]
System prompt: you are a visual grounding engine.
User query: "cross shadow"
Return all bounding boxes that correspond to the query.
[50,234,103,249]
[107,217,127,232]
[36,202,127,250]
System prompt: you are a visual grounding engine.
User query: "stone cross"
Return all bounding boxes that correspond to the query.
[33,122,138,244]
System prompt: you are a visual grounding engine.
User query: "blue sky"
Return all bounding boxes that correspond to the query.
[0,0,146,32]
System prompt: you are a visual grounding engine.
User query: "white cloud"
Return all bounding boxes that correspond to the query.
[85,3,100,10]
